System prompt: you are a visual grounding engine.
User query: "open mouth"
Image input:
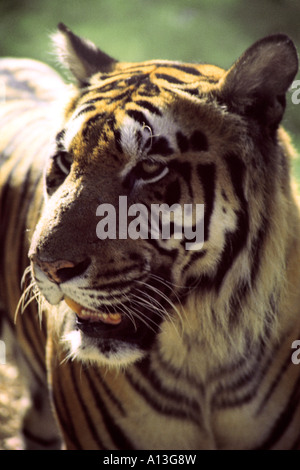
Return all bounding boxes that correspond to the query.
[65,296,122,325]
[64,295,147,342]
[63,269,172,348]
[63,292,164,351]
[64,296,128,339]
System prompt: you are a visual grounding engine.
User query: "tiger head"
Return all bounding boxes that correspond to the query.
[29,24,298,367]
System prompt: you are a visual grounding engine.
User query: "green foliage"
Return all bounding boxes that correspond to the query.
[0,0,299,179]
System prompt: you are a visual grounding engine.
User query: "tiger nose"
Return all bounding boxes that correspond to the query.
[30,255,91,283]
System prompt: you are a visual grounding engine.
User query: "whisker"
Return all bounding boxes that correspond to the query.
[113,288,163,333]
[124,301,160,334]
[147,273,190,330]
[119,293,138,331]
[15,277,37,322]
[132,290,178,335]
[135,279,183,323]
[130,294,164,323]
[148,272,189,290]
[21,289,40,312]
[146,273,184,312]
[130,290,171,325]
[148,273,186,308]
[20,265,32,289]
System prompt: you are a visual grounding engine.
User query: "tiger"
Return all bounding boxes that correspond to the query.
[0,23,300,450]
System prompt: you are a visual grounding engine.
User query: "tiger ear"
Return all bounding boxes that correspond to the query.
[52,23,117,85]
[219,34,298,128]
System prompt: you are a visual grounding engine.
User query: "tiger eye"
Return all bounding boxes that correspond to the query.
[140,160,163,175]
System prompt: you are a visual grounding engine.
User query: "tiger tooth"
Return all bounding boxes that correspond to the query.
[107,313,122,324]
[65,296,82,315]
[81,309,95,317]
[65,297,122,325]
[109,313,121,319]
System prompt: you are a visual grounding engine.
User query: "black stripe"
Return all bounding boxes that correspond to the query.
[197,163,216,241]
[227,214,268,327]
[168,64,202,76]
[176,131,189,153]
[122,167,135,190]
[126,109,152,130]
[79,275,148,297]
[20,343,47,390]
[126,74,148,87]
[225,153,247,208]
[146,237,179,259]
[249,215,268,286]
[138,82,160,97]
[96,263,145,280]
[18,304,46,374]
[136,356,203,413]
[212,353,270,409]
[55,129,66,148]
[206,331,255,381]
[190,130,209,152]
[135,100,162,116]
[96,80,123,93]
[155,73,186,85]
[169,160,193,198]
[181,249,207,276]
[83,97,104,105]
[74,104,96,118]
[227,279,249,326]
[255,373,300,449]
[210,331,282,410]
[83,112,106,131]
[93,368,126,415]
[181,87,201,97]
[154,347,205,392]
[69,364,106,449]
[85,368,134,449]
[165,179,181,206]
[53,371,84,450]
[106,90,132,104]
[214,154,249,291]
[183,273,214,293]
[148,136,174,156]
[126,368,201,425]
[113,129,123,154]
[255,347,300,416]
[161,63,219,84]
[184,155,248,293]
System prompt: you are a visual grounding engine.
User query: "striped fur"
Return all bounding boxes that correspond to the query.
[1,25,300,449]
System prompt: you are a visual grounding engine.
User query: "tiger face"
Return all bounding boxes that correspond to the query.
[29,24,298,367]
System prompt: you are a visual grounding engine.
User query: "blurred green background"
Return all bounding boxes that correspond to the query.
[1,0,299,182]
